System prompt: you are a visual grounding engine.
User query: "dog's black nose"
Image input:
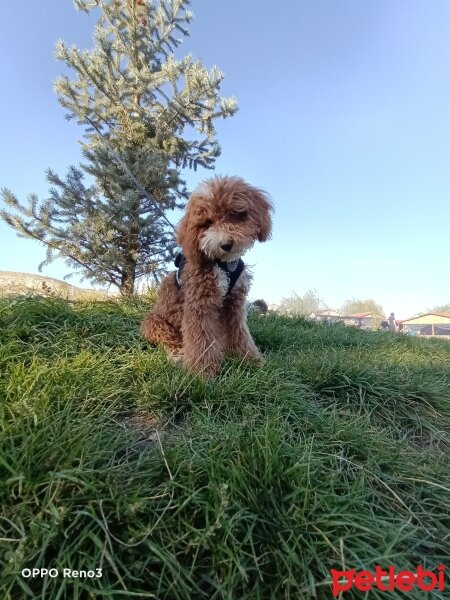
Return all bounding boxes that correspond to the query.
[221,242,233,252]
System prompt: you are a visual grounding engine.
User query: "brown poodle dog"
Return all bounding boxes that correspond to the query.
[140,176,273,377]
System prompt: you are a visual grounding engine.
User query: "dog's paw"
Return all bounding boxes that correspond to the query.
[167,349,184,364]
[182,355,220,379]
[237,349,265,365]
[199,365,220,379]
[249,351,265,365]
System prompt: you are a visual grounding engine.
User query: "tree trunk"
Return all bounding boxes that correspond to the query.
[120,197,140,296]
[120,262,136,296]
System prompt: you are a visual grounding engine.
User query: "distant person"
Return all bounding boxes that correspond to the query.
[388,312,396,331]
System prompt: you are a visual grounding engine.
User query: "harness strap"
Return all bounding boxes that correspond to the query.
[174,252,244,294]
[174,252,186,287]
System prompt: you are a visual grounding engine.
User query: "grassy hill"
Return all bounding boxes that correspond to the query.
[0,296,449,599]
[0,271,114,300]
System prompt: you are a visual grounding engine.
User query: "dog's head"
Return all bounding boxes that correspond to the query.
[177,176,273,263]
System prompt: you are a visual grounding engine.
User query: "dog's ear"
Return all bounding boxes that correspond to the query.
[176,213,188,248]
[249,187,273,242]
[176,208,199,262]
[257,199,272,241]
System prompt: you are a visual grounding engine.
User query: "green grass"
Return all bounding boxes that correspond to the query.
[0,296,449,599]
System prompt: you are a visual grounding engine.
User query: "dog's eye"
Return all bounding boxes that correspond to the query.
[202,219,213,228]
[230,211,247,221]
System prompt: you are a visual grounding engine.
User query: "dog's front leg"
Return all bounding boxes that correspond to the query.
[223,270,263,363]
[181,265,225,377]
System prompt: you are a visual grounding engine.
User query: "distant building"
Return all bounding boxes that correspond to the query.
[311,309,342,323]
[401,313,450,336]
[341,312,383,329]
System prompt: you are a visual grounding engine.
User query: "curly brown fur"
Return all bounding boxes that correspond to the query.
[140,176,273,377]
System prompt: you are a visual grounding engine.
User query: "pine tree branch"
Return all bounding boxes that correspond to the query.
[82,112,176,230]
[14,224,119,288]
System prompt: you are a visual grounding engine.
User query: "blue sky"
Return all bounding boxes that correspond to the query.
[1,0,450,319]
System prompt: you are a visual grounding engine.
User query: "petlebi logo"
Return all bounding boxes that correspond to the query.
[330,565,446,596]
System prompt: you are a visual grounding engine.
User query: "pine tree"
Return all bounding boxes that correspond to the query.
[1,0,237,294]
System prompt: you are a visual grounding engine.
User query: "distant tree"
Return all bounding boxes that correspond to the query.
[1,0,237,295]
[278,290,325,316]
[426,303,450,314]
[341,298,384,317]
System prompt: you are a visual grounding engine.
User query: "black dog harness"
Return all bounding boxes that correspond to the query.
[174,252,245,295]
